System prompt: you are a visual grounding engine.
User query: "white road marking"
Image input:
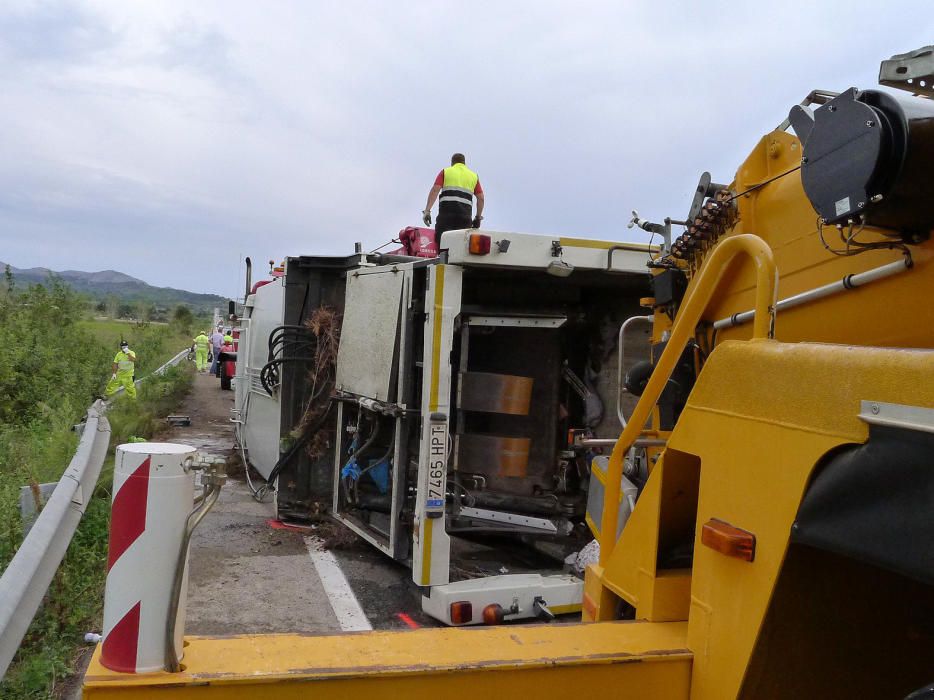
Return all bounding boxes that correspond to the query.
[304,536,373,632]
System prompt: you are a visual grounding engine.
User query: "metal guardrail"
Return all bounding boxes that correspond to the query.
[153,347,192,377]
[0,346,189,677]
[0,400,111,677]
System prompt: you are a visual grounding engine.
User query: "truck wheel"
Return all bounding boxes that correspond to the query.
[221,373,231,391]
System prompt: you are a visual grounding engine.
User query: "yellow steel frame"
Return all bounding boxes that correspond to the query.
[706,130,934,349]
[82,622,691,698]
[598,234,777,566]
[585,340,934,697]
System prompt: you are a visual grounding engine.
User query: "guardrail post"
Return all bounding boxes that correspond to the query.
[101,443,197,674]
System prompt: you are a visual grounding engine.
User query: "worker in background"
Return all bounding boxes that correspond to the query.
[105,340,137,399]
[209,326,224,375]
[223,330,234,345]
[422,153,484,250]
[193,330,210,372]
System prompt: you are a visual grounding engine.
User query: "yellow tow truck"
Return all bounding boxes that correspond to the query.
[83,46,934,699]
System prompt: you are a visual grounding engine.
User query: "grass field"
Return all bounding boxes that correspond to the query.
[77,318,206,373]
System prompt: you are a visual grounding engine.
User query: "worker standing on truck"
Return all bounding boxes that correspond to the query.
[105,340,137,399]
[193,330,210,372]
[422,153,484,249]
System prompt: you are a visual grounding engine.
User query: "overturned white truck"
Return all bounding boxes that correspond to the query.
[234,229,654,624]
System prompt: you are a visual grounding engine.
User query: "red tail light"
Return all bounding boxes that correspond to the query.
[468,233,491,255]
[450,601,473,624]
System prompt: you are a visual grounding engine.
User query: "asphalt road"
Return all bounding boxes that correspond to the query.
[164,371,572,637]
[71,368,578,698]
[168,371,436,635]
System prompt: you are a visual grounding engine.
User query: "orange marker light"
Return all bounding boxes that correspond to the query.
[482,603,505,625]
[701,518,756,562]
[450,601,473,625]
[468,233,492,255]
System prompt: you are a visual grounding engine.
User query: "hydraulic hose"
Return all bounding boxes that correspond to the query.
[231,393,273,503]
[165,464,225,673]
[268,325,313,358]
[341,411,380,504]
[263,399,335,489]
[352,428,395,504]
[260,356,317,396]
[262,325,316,394]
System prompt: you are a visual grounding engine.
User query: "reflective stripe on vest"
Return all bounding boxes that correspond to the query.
[115,351,135,373]
[439,164,478,208]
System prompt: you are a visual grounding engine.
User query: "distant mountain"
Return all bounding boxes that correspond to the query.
[1,261,227,312]
[59,269,140,284]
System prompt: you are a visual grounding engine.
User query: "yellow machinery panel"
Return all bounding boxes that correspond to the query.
[590,340,934,698]
[698,130,934,349]
[82,622,691,699]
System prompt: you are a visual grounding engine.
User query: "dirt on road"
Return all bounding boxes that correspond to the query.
[156,371,341,635]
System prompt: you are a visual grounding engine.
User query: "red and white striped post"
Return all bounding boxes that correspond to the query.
[101,443,196,673]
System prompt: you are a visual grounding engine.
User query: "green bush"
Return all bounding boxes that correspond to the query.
[104,364,193,481]
[0,272,195,699]
[0,498,110,700]
[0,275,108,427]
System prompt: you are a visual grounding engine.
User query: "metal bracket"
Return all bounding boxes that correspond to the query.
[685,172,729,225]
[456,507,559,534]
[465,315,566,329]
[859,400,934,434]
[879,46,934,98]
[532,596,555,621]
[776,89,840,131]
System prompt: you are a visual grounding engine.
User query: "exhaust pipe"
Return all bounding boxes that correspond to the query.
[244,256,252,301]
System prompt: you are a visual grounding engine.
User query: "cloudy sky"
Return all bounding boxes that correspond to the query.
[0,1,928,297]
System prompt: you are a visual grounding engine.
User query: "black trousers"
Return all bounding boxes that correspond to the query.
[434,211,472,249]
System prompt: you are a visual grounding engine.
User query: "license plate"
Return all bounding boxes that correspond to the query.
[426,421,447,516]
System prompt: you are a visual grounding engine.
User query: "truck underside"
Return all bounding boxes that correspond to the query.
[331,265,647,559]
[232,237,654,622]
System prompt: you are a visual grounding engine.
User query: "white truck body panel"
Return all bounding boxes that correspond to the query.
[421,573,583,625]
[236,279,285,479]
[442,229,654,274]
[335,268,406,402]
